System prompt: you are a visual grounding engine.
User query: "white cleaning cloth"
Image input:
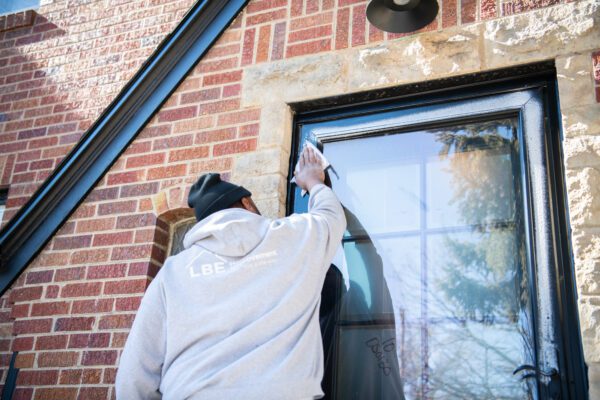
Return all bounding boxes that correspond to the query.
[291,142,332,197]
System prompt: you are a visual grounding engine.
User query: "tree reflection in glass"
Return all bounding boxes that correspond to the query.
[321,118,535,399]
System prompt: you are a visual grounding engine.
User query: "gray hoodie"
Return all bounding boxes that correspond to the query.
[115,184,346,400]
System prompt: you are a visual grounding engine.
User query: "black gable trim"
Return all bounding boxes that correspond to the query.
[0,0,249,296]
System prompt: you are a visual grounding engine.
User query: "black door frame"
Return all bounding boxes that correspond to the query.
[287,62,588,400]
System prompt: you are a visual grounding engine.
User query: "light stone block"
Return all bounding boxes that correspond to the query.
[483,0,600,69]
[242,52,348,106]
[256,101,294,149]
[572,230,600,264]
[556,53,598,108]
[579,296,600,363]
[232,148,289,181]
[563,136,600,169]
[235,173,287,205]
[576,259,600,295]
[561,103,600,138]
[566,167,600,227]
[347,27,482,90]
[589,362,600,400]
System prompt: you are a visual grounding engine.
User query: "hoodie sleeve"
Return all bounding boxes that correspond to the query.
[115,275,166,400]
[306,183,347,262]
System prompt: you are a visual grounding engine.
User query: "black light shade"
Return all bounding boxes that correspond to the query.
[367,0,439,33]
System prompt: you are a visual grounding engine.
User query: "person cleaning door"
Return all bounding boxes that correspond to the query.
[115,145,346,400]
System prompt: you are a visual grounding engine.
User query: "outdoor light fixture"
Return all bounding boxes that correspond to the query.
[366,0,439,33]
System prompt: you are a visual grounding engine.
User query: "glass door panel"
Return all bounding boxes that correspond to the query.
[320,118,535,399]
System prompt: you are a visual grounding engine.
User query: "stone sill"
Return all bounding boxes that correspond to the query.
[0,9,36,33]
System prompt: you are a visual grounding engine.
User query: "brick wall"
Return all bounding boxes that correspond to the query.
[1,0,598,398]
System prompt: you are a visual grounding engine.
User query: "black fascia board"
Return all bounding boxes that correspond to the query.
[0,0,249,296]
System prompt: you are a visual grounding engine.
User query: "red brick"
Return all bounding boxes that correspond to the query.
[271,22,286,60]
[10,286,43,303]
[55,317,95,332]
[306,0,320,14]
[152,134,193,150]
[81,350,118,366]
[72,204,97,219]
[203,70,243,86]
[70,248,110,264]
[16,149,42,162]
[53,235,92,250]
[48,122,78,135]
[168,146,209,162]
[247,9,287,26]
[15,353,35,368]
[10,303,29,318]
[76,217,116,233]
[111,244,155,261]
[60,282,102,298]
[17,128,46,140]
[98,200,137,215]
[128,261,160,277]
[223,83,241,98]
[54,267,86,282]
[35,335,69,350]
[291,0,304,16]
[198,57,239,74]
[71,299,114,314]
[120,182,160,198]
[45,285,60,299]
[481,0,497,19]
[351,4,366,47]
[99,314,135,330]
[443,0,458,27]
[92,231,133,247]
[289,25,332,43]
[595,86,600,103]
[158,106,197,122]
[116,213,157,229]
[247,0,288,14]
[38,351,79,367]
[180,87,221,104]
[78,387,107,399]
[461,0,477,23]
[59,369,82,384]
[256,25,271,63]
[290,12,333,30]
[593,51,600,84]
[12,336,34,352]
[17,369,59,386]
[286,38,331,57]
[115,296,143,311]
[118,140,149,157]
[34,388,77,400]
[87,264,128,279]
[242,27,256,65]
[103,278,149,295]
[86,187,119,202]
[104,367,118,384]
[240,123,259,137]
[213,138,257,156]
[68,333,109,349]
[31,301,70,317]
[217,109,261,126]
[198,98,240,114]
[13,319,53,335]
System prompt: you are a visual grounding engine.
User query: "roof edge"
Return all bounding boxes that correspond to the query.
[0,0,249,296]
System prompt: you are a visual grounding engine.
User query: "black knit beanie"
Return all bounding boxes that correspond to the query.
[187,173,252,221]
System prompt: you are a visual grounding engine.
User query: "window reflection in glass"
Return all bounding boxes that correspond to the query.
[321,119,535,399]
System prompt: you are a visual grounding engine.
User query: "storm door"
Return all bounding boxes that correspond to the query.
[289,85,586,399]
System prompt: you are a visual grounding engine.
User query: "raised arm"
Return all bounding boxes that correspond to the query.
[295,145,346,259]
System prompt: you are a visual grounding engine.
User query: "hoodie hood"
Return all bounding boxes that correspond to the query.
[183,208,270,257]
